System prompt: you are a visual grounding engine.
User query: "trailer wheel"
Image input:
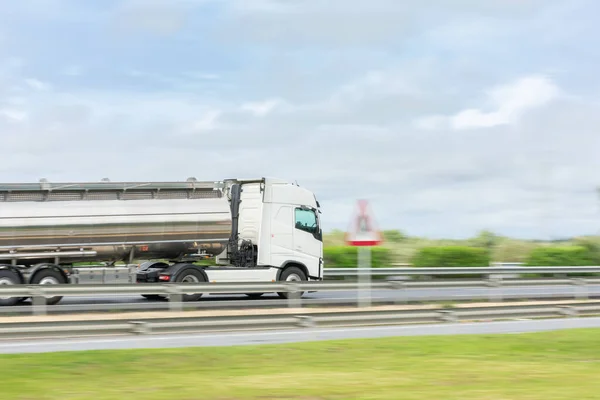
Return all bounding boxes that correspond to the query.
[0,269,21,306]
[277,266,306,299]
[30,269,66,305]
[173,268,206,302]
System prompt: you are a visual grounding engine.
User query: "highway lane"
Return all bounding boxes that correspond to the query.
[1,317,599,354]
[23,284,600,306]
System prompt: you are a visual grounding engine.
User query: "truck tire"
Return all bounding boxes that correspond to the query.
[0,269,21,306]
[173,268,206,302]
[30,269,66,305]
[277,266,306,299]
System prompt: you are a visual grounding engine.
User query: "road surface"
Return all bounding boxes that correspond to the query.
[0,317,598,354]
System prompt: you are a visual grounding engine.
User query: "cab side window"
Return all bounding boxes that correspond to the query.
[294,208,318,234]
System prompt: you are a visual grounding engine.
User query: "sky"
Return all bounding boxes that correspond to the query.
[0,0,599,239]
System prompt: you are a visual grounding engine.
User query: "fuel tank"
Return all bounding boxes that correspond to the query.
[0,181,233,265]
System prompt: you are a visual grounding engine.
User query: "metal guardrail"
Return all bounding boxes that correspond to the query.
[323,266,600,276]
[60,264,597,285]
[2,278,599,297]
[1,302,599,339]
[2,277,600,315]
[55,265,600,288]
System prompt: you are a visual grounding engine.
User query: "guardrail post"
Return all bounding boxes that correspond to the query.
[357,247,372,308]
[128,265,137,283]
[295,315,315,328]
[71,269,79,284]
[558,306,578,318]
[571,278,588,300]
[166,286,183,312]
[438,310,458,323]
[487,277,503,302]
[389,281,406,304]
[130,321,151,335]
[287,283,302,309]
[31,288,47,316]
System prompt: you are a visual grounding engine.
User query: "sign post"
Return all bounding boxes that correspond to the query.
[345,199,383,308]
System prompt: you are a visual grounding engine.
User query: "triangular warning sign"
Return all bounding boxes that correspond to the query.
[344,199,383,246]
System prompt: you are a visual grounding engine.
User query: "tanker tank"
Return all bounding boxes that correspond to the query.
[0,180,233,265]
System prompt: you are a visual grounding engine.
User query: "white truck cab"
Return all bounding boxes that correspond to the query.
[208,178,324,287]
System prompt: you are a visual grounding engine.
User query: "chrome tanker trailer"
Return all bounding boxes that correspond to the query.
[0,177,323,305]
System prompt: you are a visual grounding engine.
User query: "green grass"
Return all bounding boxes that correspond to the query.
[2,329,600,399]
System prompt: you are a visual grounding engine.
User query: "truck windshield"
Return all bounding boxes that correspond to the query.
[295,208,319,235]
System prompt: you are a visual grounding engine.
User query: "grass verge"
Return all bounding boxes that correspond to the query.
[2,328,600,399]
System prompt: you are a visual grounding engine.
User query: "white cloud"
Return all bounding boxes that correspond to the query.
[0,108,27,122]
[24,78,50,91]
[329,70,422,105]
[241,98,284,117]
[413,115,446,131]
[186,109,221,133]
[415,75,560,130]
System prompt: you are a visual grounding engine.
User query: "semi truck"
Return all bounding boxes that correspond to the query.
[0,177,324,305]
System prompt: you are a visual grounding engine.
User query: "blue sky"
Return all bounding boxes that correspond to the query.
[0,0,599,239]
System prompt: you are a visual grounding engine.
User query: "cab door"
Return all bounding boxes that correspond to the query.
[292,207,322,277]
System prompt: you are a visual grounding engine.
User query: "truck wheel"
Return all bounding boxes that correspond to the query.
[30,269,66,305]
[173,268,205,302]
[0,269,21,306]
[277,267,306,299]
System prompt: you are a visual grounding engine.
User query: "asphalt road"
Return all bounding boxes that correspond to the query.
[47,284,600,305]
[1,317,599,354]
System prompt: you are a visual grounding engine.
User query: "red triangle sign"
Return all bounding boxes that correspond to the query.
[344,199,383,246]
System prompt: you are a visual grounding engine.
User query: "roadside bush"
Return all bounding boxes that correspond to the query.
[382,230,406,243]
[523,245,600,277]
[323,246,392,268]
[572,237,600,264]
[525,246,598,266]
[411,246,491,267]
